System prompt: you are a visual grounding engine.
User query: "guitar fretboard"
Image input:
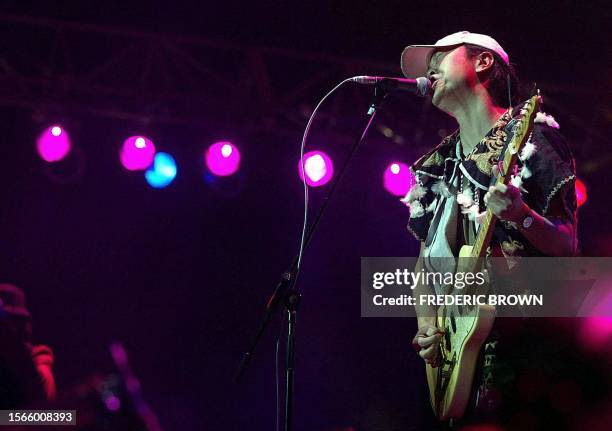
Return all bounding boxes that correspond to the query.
[468,96,541,260]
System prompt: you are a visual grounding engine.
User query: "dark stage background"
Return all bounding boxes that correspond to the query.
[0,1,610,430]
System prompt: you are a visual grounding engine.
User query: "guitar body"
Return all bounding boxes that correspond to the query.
[423,93,541,422]
[426,245,496,421]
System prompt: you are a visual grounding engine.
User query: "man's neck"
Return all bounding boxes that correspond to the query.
[452,90,508,156]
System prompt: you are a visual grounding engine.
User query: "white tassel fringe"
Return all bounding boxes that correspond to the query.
[408,200,425,218]
[431,180,451,198]
[400,184,426,205]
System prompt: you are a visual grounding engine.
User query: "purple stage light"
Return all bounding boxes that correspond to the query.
[383,162,414,196]
[205,141,240,176]
[120,136,156,171]
[36,125,72,162]
[298,151,334,187]
[104,394,121,412]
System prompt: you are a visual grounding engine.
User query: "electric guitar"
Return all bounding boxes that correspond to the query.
[426,93,542,421]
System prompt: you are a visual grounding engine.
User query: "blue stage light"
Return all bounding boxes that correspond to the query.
[145,152,177,188]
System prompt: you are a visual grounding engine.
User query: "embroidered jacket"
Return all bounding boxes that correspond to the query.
[403,109,577,258]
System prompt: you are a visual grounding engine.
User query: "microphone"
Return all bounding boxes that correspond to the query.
[351,76,431,97]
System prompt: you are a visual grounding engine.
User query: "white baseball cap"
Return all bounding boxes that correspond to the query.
[400,31,509,78]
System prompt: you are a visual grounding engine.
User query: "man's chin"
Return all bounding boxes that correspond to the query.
[431,94,453,115]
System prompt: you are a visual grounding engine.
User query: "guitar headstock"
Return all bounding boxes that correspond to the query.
[507,91,542,156]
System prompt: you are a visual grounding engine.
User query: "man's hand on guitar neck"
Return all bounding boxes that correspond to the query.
[412,323,444,368]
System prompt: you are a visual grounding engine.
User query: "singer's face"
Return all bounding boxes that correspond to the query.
[427,46,478,113]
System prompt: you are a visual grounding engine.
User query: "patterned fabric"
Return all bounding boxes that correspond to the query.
[406,107,577,258]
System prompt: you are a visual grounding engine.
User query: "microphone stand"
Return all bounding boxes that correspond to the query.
[234,83,392,431]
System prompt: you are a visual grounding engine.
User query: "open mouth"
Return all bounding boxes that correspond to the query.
[429,74,442,91]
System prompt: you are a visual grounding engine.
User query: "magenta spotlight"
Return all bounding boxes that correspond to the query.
[383,162,414,196]
[36,125,71,162]
[120,136,156,171]
[205,141,240,176]
[298,151,334,187]
[581,317,612,351]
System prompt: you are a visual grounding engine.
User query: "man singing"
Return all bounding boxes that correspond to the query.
[399,31,578,426]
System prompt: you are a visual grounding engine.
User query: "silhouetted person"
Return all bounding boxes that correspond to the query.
[0,283,55,407]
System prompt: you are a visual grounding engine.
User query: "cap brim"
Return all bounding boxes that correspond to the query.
[400,43,464,78]
[401,45,436,78]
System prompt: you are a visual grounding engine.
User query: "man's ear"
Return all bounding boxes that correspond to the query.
[474,51,495,74]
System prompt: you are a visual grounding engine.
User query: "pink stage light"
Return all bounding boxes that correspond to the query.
[298,151,334,187]
[580,290,612,351]
[205,141,240,176]
[120,136,156,171]
[581,316,612,351]
[575,178,587,208]
[36,125,72,162]
[383,162,415,196]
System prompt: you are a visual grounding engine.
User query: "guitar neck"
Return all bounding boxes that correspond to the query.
[468,95,541,259]
[470,210,497,258]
